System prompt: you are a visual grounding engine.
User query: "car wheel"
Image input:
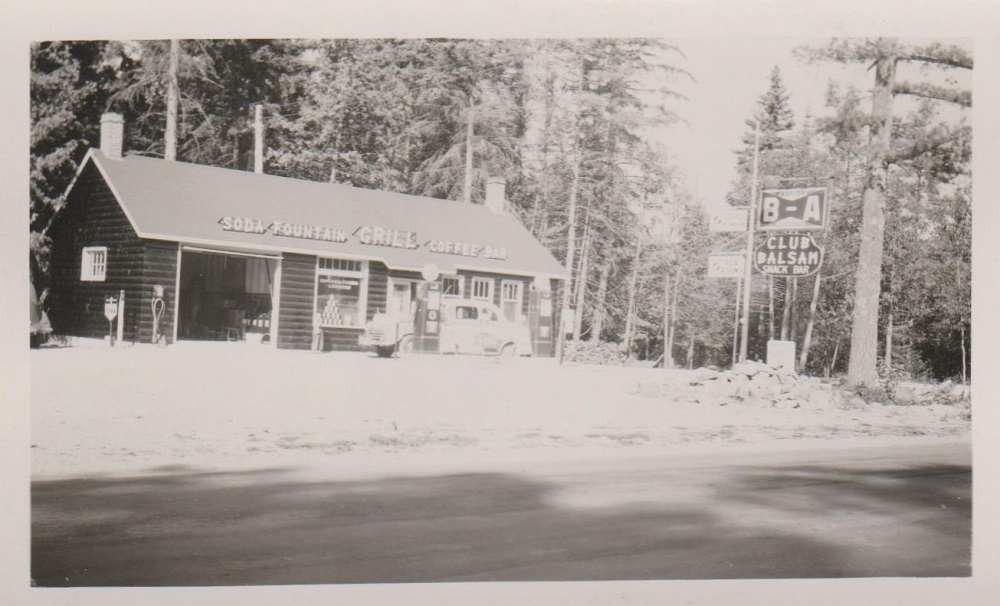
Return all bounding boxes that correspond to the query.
[500,343,517,357]
[375,344,396,358]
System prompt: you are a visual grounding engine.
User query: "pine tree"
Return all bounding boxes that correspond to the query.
[30,41,120,289]
[798,38,972,387]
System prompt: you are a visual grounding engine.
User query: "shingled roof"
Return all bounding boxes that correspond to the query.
[77,150,567,278]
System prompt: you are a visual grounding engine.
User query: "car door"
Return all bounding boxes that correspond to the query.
[444,303,479,354]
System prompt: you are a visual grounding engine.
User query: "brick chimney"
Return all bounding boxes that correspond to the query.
[100,113,124,160]
[485,177,507,214]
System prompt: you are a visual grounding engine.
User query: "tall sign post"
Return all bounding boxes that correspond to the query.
[104,295,118,346]
[754,185,830,372]
[739,123,761,363]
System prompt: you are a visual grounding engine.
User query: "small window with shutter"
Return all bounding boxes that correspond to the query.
[81,246,108,281]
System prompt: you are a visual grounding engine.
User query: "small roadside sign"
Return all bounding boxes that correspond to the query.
[104,296,118,321]
[708,252,745,278]
[758,187,829,232]
[753,234,824,277]
[709,208,748,233]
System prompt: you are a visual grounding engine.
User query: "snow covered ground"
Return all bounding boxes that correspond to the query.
[30,340,971,479]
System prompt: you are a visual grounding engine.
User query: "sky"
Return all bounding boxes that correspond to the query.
[663,37,973,209]
[663,37,861,207]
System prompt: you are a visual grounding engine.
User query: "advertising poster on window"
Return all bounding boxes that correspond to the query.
[317,276,361,326]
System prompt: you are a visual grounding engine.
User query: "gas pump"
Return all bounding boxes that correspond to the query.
[528,287,555,357]
[151,284,167,347]
[413,281,442,353]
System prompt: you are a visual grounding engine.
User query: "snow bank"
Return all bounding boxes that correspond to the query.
[30,345,970,479]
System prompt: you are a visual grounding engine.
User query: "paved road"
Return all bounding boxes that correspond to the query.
[31,440,971,586]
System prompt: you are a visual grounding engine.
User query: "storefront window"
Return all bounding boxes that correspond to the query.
[472,277,493,301]
[442,276,462,298]
[316,258,367,328]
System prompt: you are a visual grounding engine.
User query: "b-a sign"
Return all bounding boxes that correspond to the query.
[758,187,828,232]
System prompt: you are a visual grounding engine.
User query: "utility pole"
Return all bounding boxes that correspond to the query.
[739,122,760,362]
[253,104,264,174]
[165,39,180,162]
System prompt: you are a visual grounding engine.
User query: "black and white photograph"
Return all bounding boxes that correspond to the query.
[3,1,1000,604]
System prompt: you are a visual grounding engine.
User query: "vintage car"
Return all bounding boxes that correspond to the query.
[357,310,415,358]
[359,299,531,358]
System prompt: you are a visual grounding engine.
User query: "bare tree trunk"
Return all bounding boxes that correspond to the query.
[789,277,799,344]
[667,272,681,366]
[799,273,822,373]
[462,104,475,205]
[253,104,264,174]
[663,270,674,370]
[827,338,841,378]
[768,276,775,340]
[687,333,695,369]
[623,236,643,356]
[781,278,792,340]
[732,277,742,367]
[885,310,893,372]
[165,39,180,161]
[848,44,897,387]
[530,69,557,239]
[572,220,591,341]
[555,160,580,364]
[590,263,610,341]
[961,327,967,384]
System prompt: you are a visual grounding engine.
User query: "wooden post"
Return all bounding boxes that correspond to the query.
[462,103,474,205]
[165,39,180,161]
[799,273,822,372]
[116,289,125,345]
[739,122,760,362]
[732,276,742,367]
[254,104,264,174]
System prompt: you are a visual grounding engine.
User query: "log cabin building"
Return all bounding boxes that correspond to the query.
[46,114,565,353]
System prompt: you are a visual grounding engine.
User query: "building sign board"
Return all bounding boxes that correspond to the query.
[218,216,507,260]
[708,252,745,278]
[753,234,824,276]
[355,226,418,249]
[758,187,829,232]
[709,208,749,233]
[426,239,508,260]
[272,221,349,243]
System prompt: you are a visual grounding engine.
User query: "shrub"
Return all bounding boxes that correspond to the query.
[564,340,628,366]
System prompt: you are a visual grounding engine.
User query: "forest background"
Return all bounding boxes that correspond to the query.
[29,37,972,384]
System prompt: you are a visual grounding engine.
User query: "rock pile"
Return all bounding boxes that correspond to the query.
[636,361,867,411]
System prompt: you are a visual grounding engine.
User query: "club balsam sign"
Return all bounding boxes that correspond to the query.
[753,234,824,277]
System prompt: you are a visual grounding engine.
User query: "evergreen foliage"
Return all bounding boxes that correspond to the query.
[28,38,971,379]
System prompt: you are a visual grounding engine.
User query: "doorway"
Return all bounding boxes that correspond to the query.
[387,278,419,320]
[177,251,276,341]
